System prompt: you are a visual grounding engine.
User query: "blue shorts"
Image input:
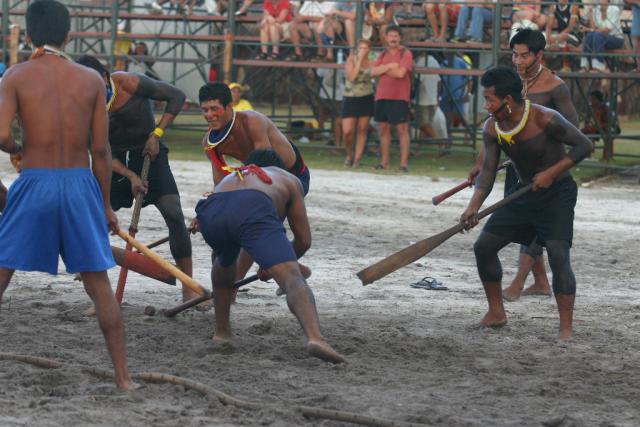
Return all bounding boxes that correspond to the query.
[296,167,311,196]
[633,6,640,38]
[0,169,115,275]
[195,189,297,269]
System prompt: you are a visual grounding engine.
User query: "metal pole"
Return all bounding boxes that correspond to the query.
[2,0,9,64]
[491,1,502,67]
[355,0,363,49]
[109,0,119,70]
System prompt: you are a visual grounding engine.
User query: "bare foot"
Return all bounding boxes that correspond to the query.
[307,340,345,364]
[116,380,143,391]
[83,306,97,316]
[480,312,507,328]
[521,283,552,297]
[183,289,213,311]
[559,327,572,341]
[502,285,523,302]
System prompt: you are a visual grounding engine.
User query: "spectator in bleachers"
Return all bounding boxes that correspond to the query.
[229,82,254,111]
[320,1,357,59]
[423,1,460,42]
[342,39,375,168]
[413,52,449,153]
[317,63,344,145]
[371,25,413,171]
[452,0,494,44]
[512,0,547,31]
[439,52,471,133]
[129,42,159,79]
[628,0,640,71]
[289,1,335,62]
[545,0,581,48]
[581,90,620,142]
[579,0,623,72]
[362,1,396,45]
[235,0,254,15]
[256,0,294,59]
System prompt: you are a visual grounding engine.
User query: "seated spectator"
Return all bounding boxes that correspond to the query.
[319,1,357,60]
[342,39,375,168]
[289,1,335,61]
[545,0,581,48]
[414,52,449,154]
[452,0,494,44]
[129,42,159,79]
[229,82,254,111]
[423,1,460,42]
[511,0,547,38]
[581,90,620,143]
[235,0,254,15]
[256,0,294,60]
[362,1,396,45]
[579,0,623,71]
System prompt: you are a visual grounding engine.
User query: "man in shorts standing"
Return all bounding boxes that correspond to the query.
[0,0,135,389]
[371,25,413,172]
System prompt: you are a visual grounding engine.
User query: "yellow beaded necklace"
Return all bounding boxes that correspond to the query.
[494,99,531,146]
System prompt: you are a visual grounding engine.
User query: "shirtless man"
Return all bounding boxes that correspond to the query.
[76,55,196,302]
[194,149,344,363]
[470,29,580,302]
[0,179,6,211]
[0,0,135,389]
[199,82,310,283]
[461,66,592,340]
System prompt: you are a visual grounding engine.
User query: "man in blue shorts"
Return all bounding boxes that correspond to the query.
[194,150,344,363]
[0,0,136,390]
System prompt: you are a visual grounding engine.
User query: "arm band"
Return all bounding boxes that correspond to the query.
[152,127,165,138]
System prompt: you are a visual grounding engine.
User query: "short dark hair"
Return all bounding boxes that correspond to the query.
[246,150,285,169]
[509,28,546,54]
[589,90,604,102]
[199,82,232,106]
[76,55,109,77]
[385,25,403,37]
[481,66,524,103]
[26,0,70,48]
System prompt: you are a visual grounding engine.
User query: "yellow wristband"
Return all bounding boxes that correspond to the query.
[152,127,165,138]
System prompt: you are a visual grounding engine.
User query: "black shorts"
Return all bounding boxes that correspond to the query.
[342,94,375,118]
[374,100,410,124]
[483,176,578,247]
[111,143,179,211]
[503,163,520,197]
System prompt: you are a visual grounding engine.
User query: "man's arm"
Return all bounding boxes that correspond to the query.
[0,69,20,154]
[385,49,412,79]
[126,73,186,159]
[89,77,119,232]
[551,82,579,127]
[112,157,148,196]
[461,124,500,228]
[533,112,593,190]
[286,180,312,258]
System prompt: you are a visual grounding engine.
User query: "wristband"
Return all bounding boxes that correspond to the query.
[152,127,165,138]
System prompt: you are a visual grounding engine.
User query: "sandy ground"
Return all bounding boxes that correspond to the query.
[1,160,639,427]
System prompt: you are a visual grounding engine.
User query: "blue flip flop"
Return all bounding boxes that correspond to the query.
[410,277,448,291]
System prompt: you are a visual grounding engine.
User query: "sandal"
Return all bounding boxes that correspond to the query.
[283,52,304,61]
[254,52,268,60]
[410,277,448,291]
[310,54,328,62]
[374,163,387,170]
[267,52,280,61]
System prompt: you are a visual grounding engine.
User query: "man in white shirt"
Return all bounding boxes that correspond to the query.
[414,53,449,152]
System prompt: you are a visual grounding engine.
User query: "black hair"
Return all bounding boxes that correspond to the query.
[26,0,70,48]
[480,66,524,103]
[246,150,285,169]
[589,90,604,103]
[199,82,232,106]
[509,28,546,54]
[385,24,403,37]
[76,55,109,78]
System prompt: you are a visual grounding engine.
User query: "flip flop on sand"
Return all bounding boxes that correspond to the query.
[410,276,448,291]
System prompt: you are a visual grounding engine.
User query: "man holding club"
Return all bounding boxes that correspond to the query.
[0,0,136,389]
[194,149,344,363]
[460,66,592,340]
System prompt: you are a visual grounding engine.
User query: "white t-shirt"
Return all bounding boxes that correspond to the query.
[317,67,344,101]
[299,1,336,17]
[416,55,441,107]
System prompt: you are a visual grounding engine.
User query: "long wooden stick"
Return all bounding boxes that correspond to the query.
[117,229,208,297]
[357,184,532,285]
[431,161,512,206]
[115,154,151,303]
[163,274,260,317]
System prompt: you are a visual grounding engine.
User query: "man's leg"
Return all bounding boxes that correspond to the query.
[154,194,195,302]
[503,243,551,301]
[81,271,137,390]
[267,261,344,363]
[378,121,391,168]
[211,254,236,343]
[0,268,15,304]
[396,122,411,169]
[545,240,576,341]
[474,231,513,327]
